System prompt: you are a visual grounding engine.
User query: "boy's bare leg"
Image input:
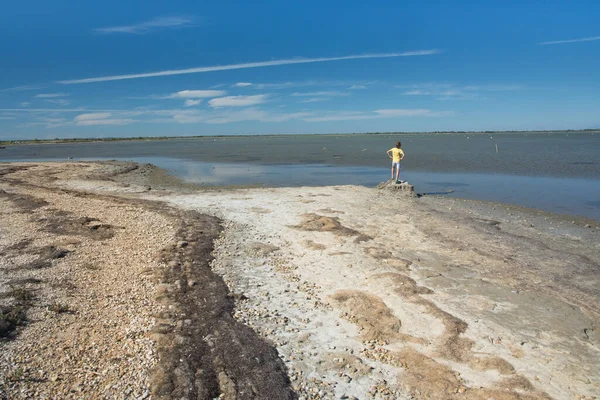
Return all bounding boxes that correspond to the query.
[395,167,400,182]
[391,166,395,180]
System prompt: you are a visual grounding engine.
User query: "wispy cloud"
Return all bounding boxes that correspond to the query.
[34,93,69,98]
[58,50,441,84]
[303,109,450,122]
[94,16,195,35]
[397,83,520,100]
[74,112,134,126]
[300,97,332,103]
[218,80,375,90]
[539,35,600,45]
[209,94,268,107]
[167,90,226,98]
[170,108,311,124]
[2,105,450,126]
[0,84,45,92]
[184,99,202,107]
[375,109,451,117]
[45,99,71,106]
[291,91,348,97]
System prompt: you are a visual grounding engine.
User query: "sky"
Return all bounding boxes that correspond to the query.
[0,0,599,140]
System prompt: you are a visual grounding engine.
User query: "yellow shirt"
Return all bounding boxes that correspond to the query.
[389,148,404,162]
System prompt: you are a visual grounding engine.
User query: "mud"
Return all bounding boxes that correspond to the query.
[151,210,296,400]
[293,213,372,243]
[0,189,48,212]
[39,214,116,240]
[330,290,402,342]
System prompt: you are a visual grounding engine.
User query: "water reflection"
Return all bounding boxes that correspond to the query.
[2,156,599,220]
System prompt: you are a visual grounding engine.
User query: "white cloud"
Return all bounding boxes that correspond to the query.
[0,84,45,92]
[209,94,268,107]
[168,90,226,98]
[58,50,441,84]
[252,82,295,89]
[45,99,71,106]
[291,91,348,97]
[74,112,134,126]
[74,113,112,121]
[539,35,600,45]
[397,83,520,100]
[34,93,69,98]
[348,85,367,89]
[300,97,332,103]
[20,102,31,107]
[303,108,450,122]
[77,119,134,126]
[303,112,371,122]
[168,107,311,124]
[375,109,450,117]
[184,99,202,107]
[94,16,194,35]
[234,82,253,87]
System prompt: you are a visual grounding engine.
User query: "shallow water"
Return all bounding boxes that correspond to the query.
[2,133,599,220]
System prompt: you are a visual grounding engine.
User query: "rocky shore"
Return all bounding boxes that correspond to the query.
[1,161,599,399]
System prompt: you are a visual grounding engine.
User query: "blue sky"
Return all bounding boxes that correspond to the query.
[1,0,599,139]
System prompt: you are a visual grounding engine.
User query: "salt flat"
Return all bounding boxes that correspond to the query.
[1,161,599,399]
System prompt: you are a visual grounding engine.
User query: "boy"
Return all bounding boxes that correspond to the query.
[386,141,405,183]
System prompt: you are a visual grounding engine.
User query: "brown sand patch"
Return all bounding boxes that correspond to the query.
[318,353,372,379]
[315,208,345,214]
[302,240,327,250]
[375,272,473,362]
[293,213,372,243]
[371,272,474,363]
[0,165,29,177]
[0,238,34,254]
[0,189,48,212]
[0,304,27,338]
[246,242,280,256]
[39,213,115,240]
[390,348,547,400]
[249,207,272,214]
[387,258,413,270]
[471,356,515,375]
[426,303,473,362]
[373,272,434,296]
[13,245,71,270]
[329,290,402,342]
[364,247,393,259]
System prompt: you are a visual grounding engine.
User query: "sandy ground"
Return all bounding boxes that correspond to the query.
[1,161,599,400]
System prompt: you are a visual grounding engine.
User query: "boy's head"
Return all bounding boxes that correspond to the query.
[395,141,401,148]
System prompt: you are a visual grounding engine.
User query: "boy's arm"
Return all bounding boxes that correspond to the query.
[386,149,393,158]
[399,149,405,160]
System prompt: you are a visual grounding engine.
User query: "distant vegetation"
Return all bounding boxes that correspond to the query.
[1,129,598,146]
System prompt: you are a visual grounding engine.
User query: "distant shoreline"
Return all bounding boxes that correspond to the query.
[1,129,598,146]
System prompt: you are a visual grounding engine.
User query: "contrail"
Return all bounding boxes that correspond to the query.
[539,35,600,45]
[58,50,441,85]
